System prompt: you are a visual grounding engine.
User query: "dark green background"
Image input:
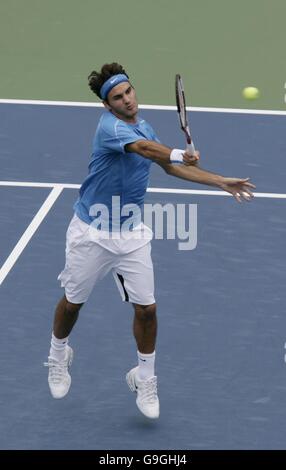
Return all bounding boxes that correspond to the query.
[1,0,285,109]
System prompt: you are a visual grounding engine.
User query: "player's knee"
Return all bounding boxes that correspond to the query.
[134,303,156,322]
[65,297,84,315]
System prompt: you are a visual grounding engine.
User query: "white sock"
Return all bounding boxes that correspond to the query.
[137,350,156,380]
[49,332,69,362]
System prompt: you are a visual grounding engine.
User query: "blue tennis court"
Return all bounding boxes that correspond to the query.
[0,102,286,449]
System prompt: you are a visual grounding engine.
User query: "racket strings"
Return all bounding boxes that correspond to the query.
[176,78,187,129]
[175,74,193,147]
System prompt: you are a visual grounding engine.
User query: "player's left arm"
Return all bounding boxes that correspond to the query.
[155,157,255,202]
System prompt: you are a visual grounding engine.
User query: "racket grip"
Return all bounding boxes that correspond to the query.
[186,141,196,156]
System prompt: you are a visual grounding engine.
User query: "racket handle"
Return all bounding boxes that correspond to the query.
[186,141,196,156]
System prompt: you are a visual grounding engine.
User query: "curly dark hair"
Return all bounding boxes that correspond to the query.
[88,62,129,100]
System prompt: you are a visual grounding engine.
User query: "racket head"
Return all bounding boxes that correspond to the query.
[175,74,191,144]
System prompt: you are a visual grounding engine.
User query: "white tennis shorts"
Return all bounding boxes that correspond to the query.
[58,214,155,305]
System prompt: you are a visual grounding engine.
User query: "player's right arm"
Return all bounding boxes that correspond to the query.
[125,140,198,165]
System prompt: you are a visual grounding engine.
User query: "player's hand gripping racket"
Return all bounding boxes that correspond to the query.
[175,74,196,156]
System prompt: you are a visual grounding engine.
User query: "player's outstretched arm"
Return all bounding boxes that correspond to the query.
[218,177,255,202]
[127,142,255,202]
[156,155,255,203]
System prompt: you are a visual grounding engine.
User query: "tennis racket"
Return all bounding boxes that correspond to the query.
[175,74,196,156]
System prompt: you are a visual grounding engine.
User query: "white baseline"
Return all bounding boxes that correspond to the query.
[0,98,286,116]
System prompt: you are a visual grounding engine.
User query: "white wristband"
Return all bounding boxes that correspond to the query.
[170,148,184,163]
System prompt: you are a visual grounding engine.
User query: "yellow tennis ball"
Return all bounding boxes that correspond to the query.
[242,86,260,100]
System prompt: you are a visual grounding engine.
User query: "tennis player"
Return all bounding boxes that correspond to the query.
[45,63,255,419]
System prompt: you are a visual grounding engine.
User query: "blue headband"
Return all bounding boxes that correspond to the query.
[100,74,129,100]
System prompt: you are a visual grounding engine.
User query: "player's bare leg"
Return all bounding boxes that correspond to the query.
[126,303,159,419]
[45,296,83,399]
[53,295,83,338]
[133,303,157,354]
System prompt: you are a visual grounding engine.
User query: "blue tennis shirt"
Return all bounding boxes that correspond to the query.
[74,110,160,229]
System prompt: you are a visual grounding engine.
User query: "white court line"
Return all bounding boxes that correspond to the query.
[0,181,80,189]
[148,188,286,199]
[0,181,284,284]
[0,98,286,116]
[0,180,285,199]
[0,185,63,285]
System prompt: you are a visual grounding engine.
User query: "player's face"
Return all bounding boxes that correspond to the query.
[104,82,138,123]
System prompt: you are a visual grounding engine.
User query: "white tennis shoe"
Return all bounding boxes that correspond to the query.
[126,366,159,419]
[44,345,73,399]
